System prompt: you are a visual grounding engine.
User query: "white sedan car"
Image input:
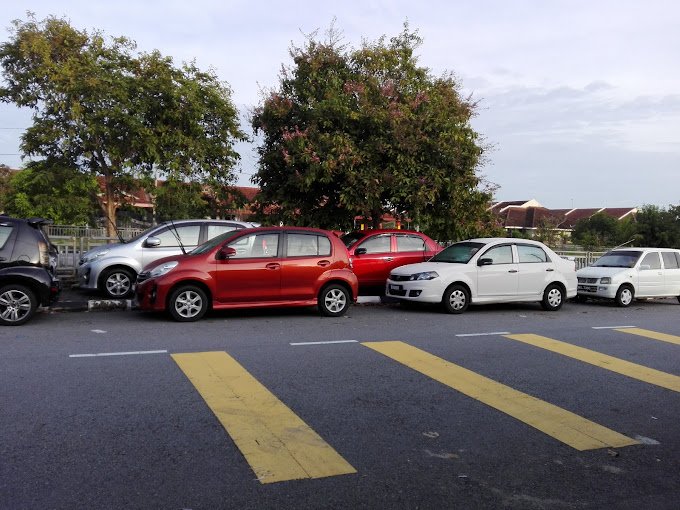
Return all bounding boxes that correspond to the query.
[385,238,577,313]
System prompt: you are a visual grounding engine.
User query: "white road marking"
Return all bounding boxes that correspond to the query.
[290,340,359,346]
[91,329,107,334]
[592,326,636,330]
[455,332,511,337]
[69,350,168,358]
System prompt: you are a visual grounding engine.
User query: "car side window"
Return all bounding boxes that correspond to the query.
[154,225,201,247]
[357,234,391,254]
[482,245,513,264]
[287,234,331,257]
[662,252,679,269]
[207,224,238,239]
[395,234,425,252]
[0,225,13,249]
[517,244,548,263]
[640,252,661,270]
[229,233,279,258]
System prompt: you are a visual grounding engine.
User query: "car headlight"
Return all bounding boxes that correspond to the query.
[149,261,178,278]
[410,271,439,281]
[600,277,611,284]
[81,249,109,263]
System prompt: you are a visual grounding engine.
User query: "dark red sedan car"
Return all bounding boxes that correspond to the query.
[341,229,442,295]
[136,227,358,321]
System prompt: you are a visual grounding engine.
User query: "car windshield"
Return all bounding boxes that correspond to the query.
[340,232,365,248]
[431,242,485,263]
[190,230,243,255]
[592,250,642,268]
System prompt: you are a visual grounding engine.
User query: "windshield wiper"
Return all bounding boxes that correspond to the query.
[168,220,186,255]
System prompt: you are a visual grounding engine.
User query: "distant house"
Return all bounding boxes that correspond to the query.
[490,199,637,237]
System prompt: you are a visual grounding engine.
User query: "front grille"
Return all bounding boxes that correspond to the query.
[577,277,598,284]
[390,274,412,282]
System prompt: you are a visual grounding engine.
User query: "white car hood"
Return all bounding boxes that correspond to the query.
[576,266,631,278]
[390,261,460,275]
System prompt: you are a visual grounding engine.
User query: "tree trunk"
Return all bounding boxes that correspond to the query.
[103,178,118,238]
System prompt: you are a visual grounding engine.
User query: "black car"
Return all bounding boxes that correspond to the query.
[0,216,61,325]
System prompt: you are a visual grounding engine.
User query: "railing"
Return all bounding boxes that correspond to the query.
[555,250,607,270]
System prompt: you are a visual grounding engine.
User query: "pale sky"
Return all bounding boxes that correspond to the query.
[1,0,679,209]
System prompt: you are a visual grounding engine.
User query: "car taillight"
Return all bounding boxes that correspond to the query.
[38,241,50,266]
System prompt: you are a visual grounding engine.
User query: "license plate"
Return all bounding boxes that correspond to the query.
[578,285,597,292]
[389,284,402,291]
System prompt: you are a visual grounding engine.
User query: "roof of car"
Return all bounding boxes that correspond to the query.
[346,229,427,236]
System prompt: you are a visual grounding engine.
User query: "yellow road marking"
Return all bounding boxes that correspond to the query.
[616,327,680,346]
[172,351,356,484]
[363,341,637,451]
[505,334,680,393]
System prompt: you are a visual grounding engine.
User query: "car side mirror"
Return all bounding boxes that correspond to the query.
[477,258,493,266]
[216,246,237,260]
[355,248,367,255]
[145,236,161,248]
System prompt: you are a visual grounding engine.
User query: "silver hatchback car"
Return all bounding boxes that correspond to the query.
[77,219,258,298]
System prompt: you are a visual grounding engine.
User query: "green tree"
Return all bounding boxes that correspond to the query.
[252,24,497,239]
[0,164,12,212]
[3,159,98,223]
[153,178,210,222]
[572,212,621,249]
[0,15,245,236]
[635,204,680,247]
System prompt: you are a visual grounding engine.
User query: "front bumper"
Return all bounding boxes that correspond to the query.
[577,283,618,300]
[76,262,99,290]
[385,279,445,303]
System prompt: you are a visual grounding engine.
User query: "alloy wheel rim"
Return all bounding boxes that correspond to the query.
[175,290,203,318]
[0,290,31,322]
[325,289,347,313]
[106,273,131,297]
[621,289,632,305]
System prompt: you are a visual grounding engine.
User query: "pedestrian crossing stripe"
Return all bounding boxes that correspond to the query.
[615,327,680,346]
[172,351,356,484]
[362,341,638,451]
[504,334,680,393]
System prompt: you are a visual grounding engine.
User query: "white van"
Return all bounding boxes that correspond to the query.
[576,247,680,306]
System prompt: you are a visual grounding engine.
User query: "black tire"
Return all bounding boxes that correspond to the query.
[0,284,38,326]
[101,267,135,299]
[442,284,469,314]
[168,285,208,322]
[319,284,350,317]
[541,283,564,311]
[615,285,634,308]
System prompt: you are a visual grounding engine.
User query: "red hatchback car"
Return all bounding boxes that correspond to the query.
[136,227,358,321]
[341,229,442,295]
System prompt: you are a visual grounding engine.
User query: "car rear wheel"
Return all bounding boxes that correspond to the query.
[442,284,469,314]
[615,285,634,307]
[319,284,350,317]
[168,285,208,322]
[0,284,38,326]
[541,283,564,311]
[101,267,135,299]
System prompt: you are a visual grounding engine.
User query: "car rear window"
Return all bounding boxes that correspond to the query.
[0,224,13,249]
[662,252,680,269]
[395,235,425,252]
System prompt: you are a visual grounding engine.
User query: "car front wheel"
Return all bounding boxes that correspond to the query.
[101,267,135,299]
[0,284,38,326]
[319,284,350,317]
[615,285,634,307]
[442,284,469,314]
[168,285,208,322]
[541,283,564,311]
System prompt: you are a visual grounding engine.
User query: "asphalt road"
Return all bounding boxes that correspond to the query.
[1,298,680,509]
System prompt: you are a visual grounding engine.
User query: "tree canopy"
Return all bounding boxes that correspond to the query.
[251,25,501,240]
[0,14,246,236]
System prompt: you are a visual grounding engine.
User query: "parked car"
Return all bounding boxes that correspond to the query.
[77,219,258,299]
[0,216,61,325]
[340,229,442,295]
[385,238,577,313]
[576,247,680,307]
[136,226,359,322]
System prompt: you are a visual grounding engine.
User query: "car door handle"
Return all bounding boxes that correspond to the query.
[383,257,394,262]
[265,263,280,270]
[317,260,331,267]
[508,269,518,273]
[546,268,554,272]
